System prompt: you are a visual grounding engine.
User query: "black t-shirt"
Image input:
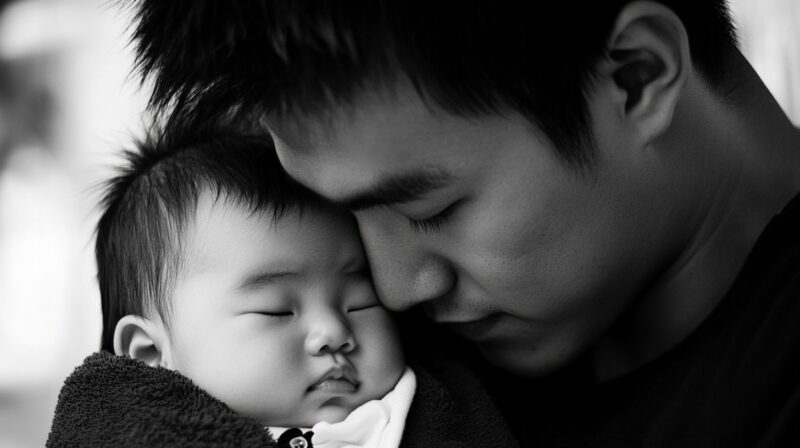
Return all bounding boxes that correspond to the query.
[484,192,800,447]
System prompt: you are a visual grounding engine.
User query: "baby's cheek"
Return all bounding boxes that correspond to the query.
[360,311,405,395]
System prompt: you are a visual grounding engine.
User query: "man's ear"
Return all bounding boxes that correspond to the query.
[113,315,171,368]
[600,1,690,142]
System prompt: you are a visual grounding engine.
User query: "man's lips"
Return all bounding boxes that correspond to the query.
[308,365,359,394]
[443,313,504,341]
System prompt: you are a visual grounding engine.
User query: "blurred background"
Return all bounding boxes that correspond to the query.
[0,0,797,447]
[0,1,147,447]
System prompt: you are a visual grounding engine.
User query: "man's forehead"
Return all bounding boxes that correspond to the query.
[268,118,373,204]
[269,92,419,176]
[267,84,397,148]
[267,83,503,205]
[271,122,458,212]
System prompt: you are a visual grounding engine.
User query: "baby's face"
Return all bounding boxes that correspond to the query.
[162,195,405,427]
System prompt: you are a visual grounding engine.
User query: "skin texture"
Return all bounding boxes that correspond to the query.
[272,90,671,376]
[270,2,800,380]
[119,194,404,427]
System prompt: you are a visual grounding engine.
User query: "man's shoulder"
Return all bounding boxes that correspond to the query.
[725,189,800,313]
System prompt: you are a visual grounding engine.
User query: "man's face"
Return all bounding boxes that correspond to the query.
[163,194,404,426]
[272,87,669,376]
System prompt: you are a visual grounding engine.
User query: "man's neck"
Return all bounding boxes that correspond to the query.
[592,57,800,382]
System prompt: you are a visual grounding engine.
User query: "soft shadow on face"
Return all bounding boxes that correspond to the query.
[270,84,668,376]
[164,194,405,426]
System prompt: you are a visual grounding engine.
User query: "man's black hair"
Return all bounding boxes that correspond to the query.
[96,126,324,352]
[128,0,737,167]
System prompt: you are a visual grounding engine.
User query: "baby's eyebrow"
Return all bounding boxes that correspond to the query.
[238,270,302,290]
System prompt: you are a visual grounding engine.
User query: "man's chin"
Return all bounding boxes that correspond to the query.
[475,339,577,377]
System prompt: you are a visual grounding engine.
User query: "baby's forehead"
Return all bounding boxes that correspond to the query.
[177,190,365,279]
[184,192,296,249]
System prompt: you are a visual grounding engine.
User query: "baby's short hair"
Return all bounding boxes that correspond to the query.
[96,126,325,351]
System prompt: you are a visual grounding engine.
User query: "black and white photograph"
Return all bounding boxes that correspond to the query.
[1,1,799,446]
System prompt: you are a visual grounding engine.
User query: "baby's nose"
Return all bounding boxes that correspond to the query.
[304,317,356,355]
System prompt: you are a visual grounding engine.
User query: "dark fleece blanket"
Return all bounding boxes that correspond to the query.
[47,351,519,447]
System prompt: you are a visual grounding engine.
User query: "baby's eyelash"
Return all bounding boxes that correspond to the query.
[348,303,379,312]
[257,311,293,318]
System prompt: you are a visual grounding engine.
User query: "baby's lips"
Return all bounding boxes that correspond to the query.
[308,364,360,392]
[310,378,358,394]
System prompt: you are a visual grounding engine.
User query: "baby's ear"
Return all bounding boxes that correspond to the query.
[113,315,170,368]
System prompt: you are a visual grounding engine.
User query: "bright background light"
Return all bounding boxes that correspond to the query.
[0,1,796,447]
[0,1,148,447]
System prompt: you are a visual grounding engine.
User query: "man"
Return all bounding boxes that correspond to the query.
[129,0,800,445]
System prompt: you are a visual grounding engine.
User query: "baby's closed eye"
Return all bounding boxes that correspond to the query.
[251,310,293,318]
[347,302,380,312]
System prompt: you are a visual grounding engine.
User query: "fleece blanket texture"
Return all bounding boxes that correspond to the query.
[47,351,518,447]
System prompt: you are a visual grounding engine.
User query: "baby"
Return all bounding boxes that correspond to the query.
[48,128,413,448]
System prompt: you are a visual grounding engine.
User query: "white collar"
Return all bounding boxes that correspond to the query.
[270,367,416,448]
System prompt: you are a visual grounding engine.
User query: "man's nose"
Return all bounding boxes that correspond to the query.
[304,313,356,356]
[359,220,457,311]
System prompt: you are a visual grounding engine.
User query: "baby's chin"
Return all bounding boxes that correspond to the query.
[310,402,355,425]
[251,380,401,428]
[256,401,357,428]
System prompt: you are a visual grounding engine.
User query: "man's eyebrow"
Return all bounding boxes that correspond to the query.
[238,270,301,290]
[337,168,455,211]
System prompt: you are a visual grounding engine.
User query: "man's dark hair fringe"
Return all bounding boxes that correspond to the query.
[125,0,738,168]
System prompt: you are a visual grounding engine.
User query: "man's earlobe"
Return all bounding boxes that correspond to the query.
[113,315,169,368]
[605,1,690,140]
